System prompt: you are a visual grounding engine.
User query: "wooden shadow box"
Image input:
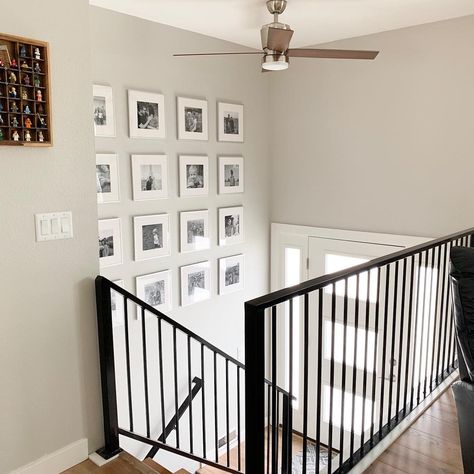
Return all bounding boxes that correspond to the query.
[0,33,52,146]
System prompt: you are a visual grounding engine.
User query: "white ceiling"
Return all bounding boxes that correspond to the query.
[90,0,474,49]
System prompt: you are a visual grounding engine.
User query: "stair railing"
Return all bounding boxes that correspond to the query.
[245,227,474,473]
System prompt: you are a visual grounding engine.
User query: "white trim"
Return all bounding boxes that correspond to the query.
[88,451,120,467]
[9,439,88,474]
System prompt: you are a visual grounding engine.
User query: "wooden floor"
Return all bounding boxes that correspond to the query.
[365,389,463,473]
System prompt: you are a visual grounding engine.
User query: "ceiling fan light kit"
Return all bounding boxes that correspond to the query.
[174,0,380,71]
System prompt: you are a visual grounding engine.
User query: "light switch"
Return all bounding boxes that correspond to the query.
[40,219,50,236]
[35,212,73,242]
[51,218,60,234]
[61,216,70,233]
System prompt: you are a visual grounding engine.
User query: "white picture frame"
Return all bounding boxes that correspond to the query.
[181,261,211,306]
[93,84,116,137]
[136,270,172,313]
[128,89,166,139]
[219,255,244,295]
[96,153,120,203]
[133,214,170,261]
[179,155,209,197]
[180,210,210,253]
[218,102,244,142]
[111,279,125,327]
[131,154,168,201]
[98,218,123,268]
[218,156,244,194]
[219,206,244,246]
[177,97,208,141]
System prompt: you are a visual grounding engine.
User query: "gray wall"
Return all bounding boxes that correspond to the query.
[0,0,102,472]
[269,15,474,237]
[91,6,270,356]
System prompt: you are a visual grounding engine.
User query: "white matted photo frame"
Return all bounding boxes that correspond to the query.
[219,206,244,246]
[177,97,208,141]
[128,90,166,139]
[111,280,125,327]
[133,214,170,261]
[93,84,115,137]
[98,218,123,268]
[96,153,120,203]
[181,261,211,306]
[218,156,244,194]
[136,270,172,313]
[179,155,209,197]
[219,254,244,295]
[218,102,244,142]
[131,154,168,201]
[180,210,210,253]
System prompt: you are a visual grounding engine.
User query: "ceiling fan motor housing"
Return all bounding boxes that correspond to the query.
[266,0,287,15]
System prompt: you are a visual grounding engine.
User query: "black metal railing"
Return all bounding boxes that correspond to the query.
[245,227,474,473]
[95,275,291,473]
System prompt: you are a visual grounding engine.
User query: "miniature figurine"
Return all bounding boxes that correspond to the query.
[11,117,18,127]
[0,129,3,141]
[34,62,41,73]
[0,59,4,68]
[24,117,32,128]
[10,102,18,113]
[37,115,46,128]
[9,87,17,97]
[33,77,40,88]
[10,58,17,68]
[37,103,44,114]
[8,71,16,83]
[21,89,28,100]
[23,75,30,86]
[20,45,27,57]
[12,130,20,141]
[25,130,32,142]
[36,89,42,101]
[34,48,41,60]
[24,105,31,114]
[38,131,44,142]
[21,61,30,70]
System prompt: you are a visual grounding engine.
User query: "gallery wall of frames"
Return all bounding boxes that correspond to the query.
[94,84,245,315]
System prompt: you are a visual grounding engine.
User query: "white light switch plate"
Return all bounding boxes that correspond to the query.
[35,211,73,242]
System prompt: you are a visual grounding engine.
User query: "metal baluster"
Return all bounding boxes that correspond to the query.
[237,367,241,472]
[214,352,218,463]
[429,247,442,392]
[271,306,278,474]
[201,344,207,459]
[410,252,423,410]
[287,298,294,473]
[141,307,151,438]
[267,383,271,474]
[423,249,436,398]
[350,274,360,458]
[302,294,309,473]
[225,359,230,467]
[316,289,323,474]
[435,244,448,385]
[416,252,429,404]
[378,265,390,433]
[388,261,399,427]
[158,318,166,440]
[360,271,370,454]
[327,284,336,474]
[403,256,415,413]
[188,335,194,454]
[446,240,458,368]
[395,259,407,421]
[173,327,180,448]
[440,242,451,376]
[123,297,133,431]
[339,278,349,469]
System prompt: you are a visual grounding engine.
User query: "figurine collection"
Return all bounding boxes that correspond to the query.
[0,37,49,144]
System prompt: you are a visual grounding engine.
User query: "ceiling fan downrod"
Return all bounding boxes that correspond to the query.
[267,0,287,22]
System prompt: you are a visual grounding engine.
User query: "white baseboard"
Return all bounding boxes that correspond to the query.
[9,439,88,474]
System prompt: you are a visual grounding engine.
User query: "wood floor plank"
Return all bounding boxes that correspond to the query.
[410,414,460,444]
[364,460,407,473]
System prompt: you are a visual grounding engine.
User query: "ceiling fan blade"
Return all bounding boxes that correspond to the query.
[174,51,262,57]
[288,48,379,60]
[267,27,294,53]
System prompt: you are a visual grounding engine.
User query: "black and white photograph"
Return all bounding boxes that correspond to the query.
[98,218,122,268]
[181,262,211,306]
[219,206,244,246]
[219,255,244,295]
[96,154,120,203]
[136,270,172,312]
[179,155,209,197]
[219,156,244,194]
[93,84,115,137]
[218,102,244,142]
[131,154,168,201]
[134,214,170,261]
[177,97,208,140]
[180,210,210,253]
[111,280,125,327]
[128,90,166,139]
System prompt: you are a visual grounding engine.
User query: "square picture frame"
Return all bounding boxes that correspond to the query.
[93,84,116,137]
[111,279,125,327]
[180,210,210,253]
[131,154,168,201]
[218,156,244,194]
[177,97,208,141]
[133,214,170,261]
[179,155,209,197]
[219,255,244,295]
[128,89,166,139]
[218,102,244,142]
[136,270,172,313]
[98,218,123,268]
[181,261,211,306]
[219,206,244,246]
[96,153,120,203]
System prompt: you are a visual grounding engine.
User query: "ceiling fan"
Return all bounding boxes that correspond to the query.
[174,0,379,71]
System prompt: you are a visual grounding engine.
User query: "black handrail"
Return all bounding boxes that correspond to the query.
[146,376,203,459]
